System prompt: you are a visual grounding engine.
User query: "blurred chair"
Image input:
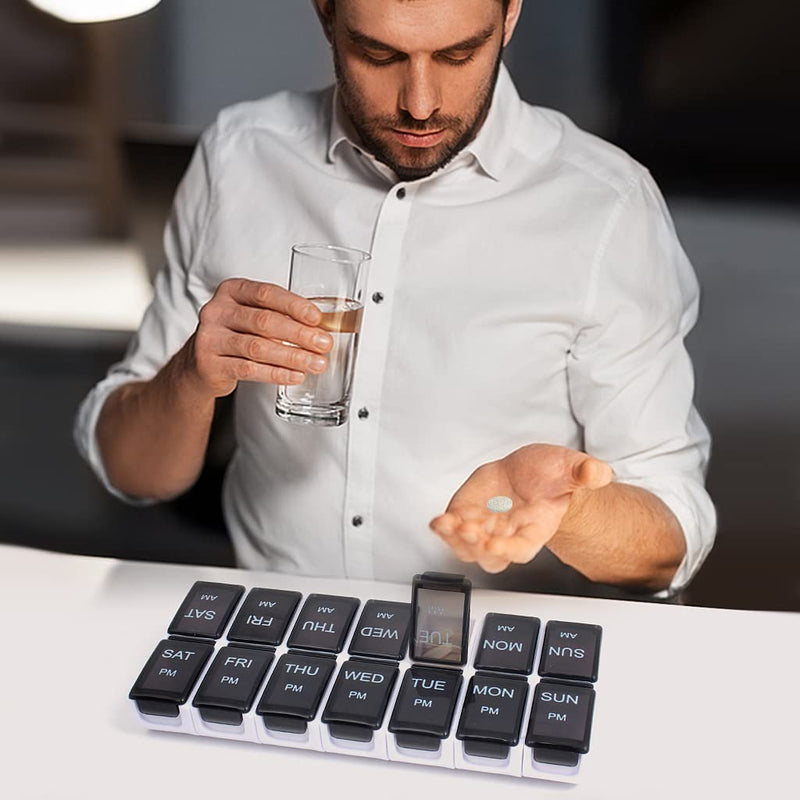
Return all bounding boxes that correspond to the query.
[0,0,127,237]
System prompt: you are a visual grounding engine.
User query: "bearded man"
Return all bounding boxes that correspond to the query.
[76,0,715,598]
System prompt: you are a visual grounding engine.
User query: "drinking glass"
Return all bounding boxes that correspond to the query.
[275,243,371,426]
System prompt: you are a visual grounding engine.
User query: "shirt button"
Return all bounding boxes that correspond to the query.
[358,408,369,420]
[352,516,364,527]
[372,292,384,304]
[396,187,406,199]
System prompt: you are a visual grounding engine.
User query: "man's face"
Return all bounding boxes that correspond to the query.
[322,0,510,181]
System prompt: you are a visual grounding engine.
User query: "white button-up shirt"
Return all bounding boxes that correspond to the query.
[75,65,715,596]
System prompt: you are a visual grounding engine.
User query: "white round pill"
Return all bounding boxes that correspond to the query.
[487,495,513,513]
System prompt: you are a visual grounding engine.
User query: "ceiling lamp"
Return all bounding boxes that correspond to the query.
[27,0,162,23]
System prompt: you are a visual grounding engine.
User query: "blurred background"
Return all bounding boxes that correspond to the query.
[0,0,797,611]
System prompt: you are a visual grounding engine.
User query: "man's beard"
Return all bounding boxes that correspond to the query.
[333,44,503,182]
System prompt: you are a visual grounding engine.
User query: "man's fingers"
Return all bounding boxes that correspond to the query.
[223,304,333,354]
[223,278,322,325]
[486,528,542,564]
[220,331,329,375]
[192,279,336,396]
[573,456,613,490]
[506,500,563,543]
[432,526,477,563]
[432,516,481,545]
[430,512,461,537]
[475,553,511,574]
[220,356,305,386]
[490,516,513,538]
[458,505,488,523]
[433,526,507,572]
[458,520,484,545]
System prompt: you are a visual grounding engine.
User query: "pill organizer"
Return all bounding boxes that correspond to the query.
[129,576,601,783]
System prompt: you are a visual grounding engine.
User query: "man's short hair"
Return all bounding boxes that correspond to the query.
[325,1,513,28]
[403,0,513,13]
[337,0,512,10]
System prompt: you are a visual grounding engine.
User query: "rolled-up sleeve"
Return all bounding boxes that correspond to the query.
[567,170,716,595]
[74,125,218,502]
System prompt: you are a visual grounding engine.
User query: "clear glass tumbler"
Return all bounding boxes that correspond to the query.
[275,243,371,427]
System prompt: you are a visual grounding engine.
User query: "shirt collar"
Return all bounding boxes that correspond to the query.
[327,87,366,164]
[327,61,521,183]
[463,62,520,181]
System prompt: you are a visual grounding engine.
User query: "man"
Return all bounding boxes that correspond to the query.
[75,0,715,597]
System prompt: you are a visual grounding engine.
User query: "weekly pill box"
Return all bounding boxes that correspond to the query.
[129,579,601,783]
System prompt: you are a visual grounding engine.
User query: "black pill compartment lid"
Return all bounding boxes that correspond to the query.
[410,572,471,666]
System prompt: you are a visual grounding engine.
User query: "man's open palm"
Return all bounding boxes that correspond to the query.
[429,444,613,573]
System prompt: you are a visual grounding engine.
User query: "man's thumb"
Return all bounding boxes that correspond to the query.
[573,456,613,490]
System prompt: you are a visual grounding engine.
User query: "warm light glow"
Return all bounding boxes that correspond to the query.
[27,0,162,23]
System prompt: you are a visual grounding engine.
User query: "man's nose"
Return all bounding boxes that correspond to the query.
[399,60,442,121]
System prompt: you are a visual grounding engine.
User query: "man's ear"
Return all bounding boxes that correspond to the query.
[312,0,335,44]
[502,0,524,47]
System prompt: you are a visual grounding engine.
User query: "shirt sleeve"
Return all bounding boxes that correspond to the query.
[73,125,218,504]
[567,170,717,596]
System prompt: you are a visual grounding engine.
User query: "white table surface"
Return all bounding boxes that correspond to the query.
[1,544,797,800]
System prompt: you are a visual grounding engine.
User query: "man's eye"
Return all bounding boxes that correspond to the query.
[440,53,476,66]
[363,52,401,66]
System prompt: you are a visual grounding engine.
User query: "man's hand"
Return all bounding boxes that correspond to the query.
[184,278,334,398]
[429,444,613,574]
[95,278,334,500]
